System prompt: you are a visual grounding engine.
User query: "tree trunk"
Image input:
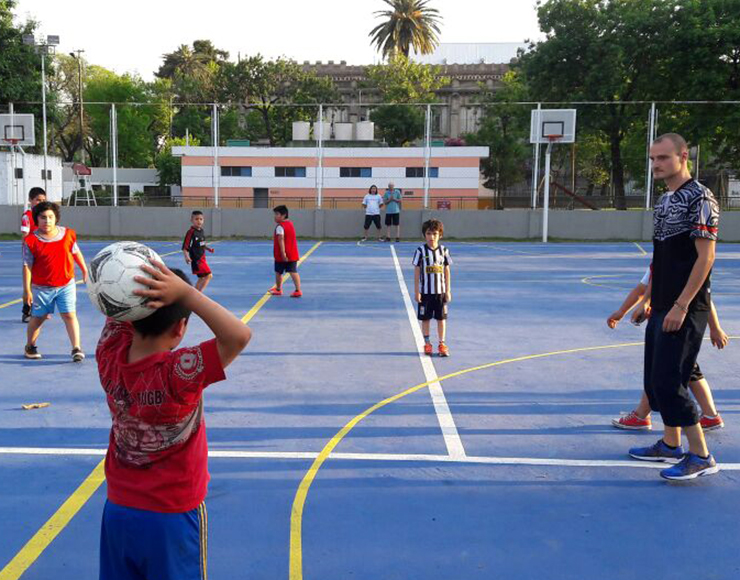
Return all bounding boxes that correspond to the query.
[609,131,627,210]
[261,107,274,146]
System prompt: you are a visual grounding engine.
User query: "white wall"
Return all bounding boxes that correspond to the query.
[0,152,63,205]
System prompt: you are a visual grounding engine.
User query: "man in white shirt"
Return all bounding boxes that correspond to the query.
[361,185,384,242]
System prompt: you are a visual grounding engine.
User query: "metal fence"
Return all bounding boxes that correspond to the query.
[2,100,740,210]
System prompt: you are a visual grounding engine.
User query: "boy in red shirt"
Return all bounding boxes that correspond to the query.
[269,205,302,297]
[22,202,88,362]
[97,259,251,580]
[20,187,47,323]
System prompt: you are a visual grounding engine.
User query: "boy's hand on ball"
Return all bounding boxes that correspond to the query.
[134,260,192,309]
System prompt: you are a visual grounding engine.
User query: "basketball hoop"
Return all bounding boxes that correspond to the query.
[1,138,20,148]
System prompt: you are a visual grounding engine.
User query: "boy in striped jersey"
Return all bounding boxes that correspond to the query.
[413,219,452,357]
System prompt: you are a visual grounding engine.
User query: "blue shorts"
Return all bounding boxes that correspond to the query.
[100,500,208,580]
[31,281,76,316]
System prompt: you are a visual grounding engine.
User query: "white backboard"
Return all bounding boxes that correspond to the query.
[530,109,577,144]
[0,114,35,146]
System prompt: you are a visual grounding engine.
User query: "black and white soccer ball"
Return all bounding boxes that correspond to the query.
[87,241,163,321]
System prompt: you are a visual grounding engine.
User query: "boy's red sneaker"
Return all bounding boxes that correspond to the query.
[438,343,450,357]
[611,411,652,430]
[269,288,283,296]
[423,343,433,356]
[700,414,724,432]
[290,290,303,298]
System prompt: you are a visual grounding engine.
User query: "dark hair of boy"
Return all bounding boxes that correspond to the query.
[32,201,60,225]
[191,210,203,217]
[132,269,193,338]
[274,205,289,218]
[422,219,444,237]
[29,187,46,201]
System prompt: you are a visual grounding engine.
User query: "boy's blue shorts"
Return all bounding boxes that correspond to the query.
[31,281,76,316]
[100,500,207,580]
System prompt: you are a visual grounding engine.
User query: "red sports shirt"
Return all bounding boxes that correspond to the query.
[20,210,37,235]
[96,319,226,513]
[22,227,79,287]
[273,219,300,262]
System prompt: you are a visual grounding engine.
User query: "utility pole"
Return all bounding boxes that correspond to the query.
[70,50,86,164]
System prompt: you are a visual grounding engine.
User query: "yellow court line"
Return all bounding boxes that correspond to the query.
[288,340,647,580]
[634,242,648,256]
[0,241,322,579]
[0,460,106,580]
[580,274,623,289]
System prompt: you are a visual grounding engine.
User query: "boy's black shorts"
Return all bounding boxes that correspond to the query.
[417,294,447,321]
[364,215,381,230]
[275,261,298,274]
[385,213,400,226]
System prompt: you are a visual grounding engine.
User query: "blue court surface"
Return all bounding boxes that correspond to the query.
[1,239,739,580]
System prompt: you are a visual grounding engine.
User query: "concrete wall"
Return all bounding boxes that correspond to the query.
[2,206,739,242]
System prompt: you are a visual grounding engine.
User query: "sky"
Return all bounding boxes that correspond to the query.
[13,0,543,79]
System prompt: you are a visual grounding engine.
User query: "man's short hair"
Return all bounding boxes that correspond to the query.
[32,201,60,225]
[274,205,289,218]
[191,210,204,217]
[422,219,444,237]
[132,269,193,338]
[653,133,688,154]
[29,187,46,201]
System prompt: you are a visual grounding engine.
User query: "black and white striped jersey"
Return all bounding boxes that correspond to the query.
[412,244,452,295]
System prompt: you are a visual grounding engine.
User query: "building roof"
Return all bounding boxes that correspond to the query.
[411,43,529,65]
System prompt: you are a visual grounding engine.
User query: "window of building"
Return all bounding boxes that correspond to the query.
[40,169,51,180]
[405,167,439,178]
[339,167,372,178]
[14,168,22,179]
[275,166,306,177]
[221,166,252,177]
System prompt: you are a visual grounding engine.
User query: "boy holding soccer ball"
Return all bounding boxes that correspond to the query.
[96,258,251,580]
[22,201,88,362]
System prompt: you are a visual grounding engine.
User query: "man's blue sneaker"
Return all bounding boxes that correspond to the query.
[660,453,719,481]
[628,439,684,463]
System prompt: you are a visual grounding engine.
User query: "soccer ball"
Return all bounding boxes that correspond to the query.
[87,241,162,321]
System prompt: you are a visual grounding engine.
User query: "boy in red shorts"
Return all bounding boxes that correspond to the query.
[269,205,302,297]
[20,187,47,323]
[182,210,214,292]
[97,259,252,580]
[22,201,88,362]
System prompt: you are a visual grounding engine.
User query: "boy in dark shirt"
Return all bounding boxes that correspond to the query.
[182,210,214,292]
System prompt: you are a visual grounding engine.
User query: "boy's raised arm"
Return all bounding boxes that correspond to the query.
[135,261,251,368]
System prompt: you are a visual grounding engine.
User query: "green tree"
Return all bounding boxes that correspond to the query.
[370,104,424,146]
[155,135,200,187]
[369,0,442,59]
[366,54,448,103]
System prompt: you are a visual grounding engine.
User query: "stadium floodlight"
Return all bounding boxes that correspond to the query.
[47,35,60,46]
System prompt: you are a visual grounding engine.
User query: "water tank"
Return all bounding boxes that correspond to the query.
[292,121,310,141]
[334,122,353,141]
[356,121,375,141]
[312,120,331,141]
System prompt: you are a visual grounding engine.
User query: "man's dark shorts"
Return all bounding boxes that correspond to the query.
[364,215,381,230]
[385,213,400,226]
[275,261,298,274]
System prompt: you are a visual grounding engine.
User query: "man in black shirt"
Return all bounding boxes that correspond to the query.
[629,133,720,481]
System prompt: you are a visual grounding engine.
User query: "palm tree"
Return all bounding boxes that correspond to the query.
[369,0,442,60]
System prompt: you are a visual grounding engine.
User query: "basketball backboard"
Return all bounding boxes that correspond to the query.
[530,109,577,144]
[0,114,35,147]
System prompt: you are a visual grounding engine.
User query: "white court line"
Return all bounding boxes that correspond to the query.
[390,245,466,459]
[2,447,739,471]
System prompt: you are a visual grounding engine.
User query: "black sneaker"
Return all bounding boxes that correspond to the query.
[22,314,30,323]
[71,347,85,363]
[24,345,41,360]
[395,238,401,243]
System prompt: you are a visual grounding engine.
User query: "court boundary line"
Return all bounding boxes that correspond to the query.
[389,244,465,458]
[634,242,648,256]
[287,338,738,580]
[0,241,322,580]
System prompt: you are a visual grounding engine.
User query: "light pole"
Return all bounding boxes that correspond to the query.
[70,50,85,164]
[22,33,60,192]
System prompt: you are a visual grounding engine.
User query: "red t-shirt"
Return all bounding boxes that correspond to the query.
[22,227,79,287]
[96,319,226,513]
[21,210,37,235]
[274,220,300,262]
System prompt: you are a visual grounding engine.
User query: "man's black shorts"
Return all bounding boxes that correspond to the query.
[364,215,381,230]
[417,294,447,321]
[385,213,400,226]
[275,261,298,274]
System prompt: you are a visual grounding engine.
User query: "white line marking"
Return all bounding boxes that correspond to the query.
[2,447,739,471]
[634,242,648,256]
[390,245,466,458]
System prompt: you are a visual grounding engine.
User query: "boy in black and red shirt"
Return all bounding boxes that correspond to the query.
[269,205,302,297]
[97,259,251,580]
[182,210,214,293]
[20,187,47,323]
